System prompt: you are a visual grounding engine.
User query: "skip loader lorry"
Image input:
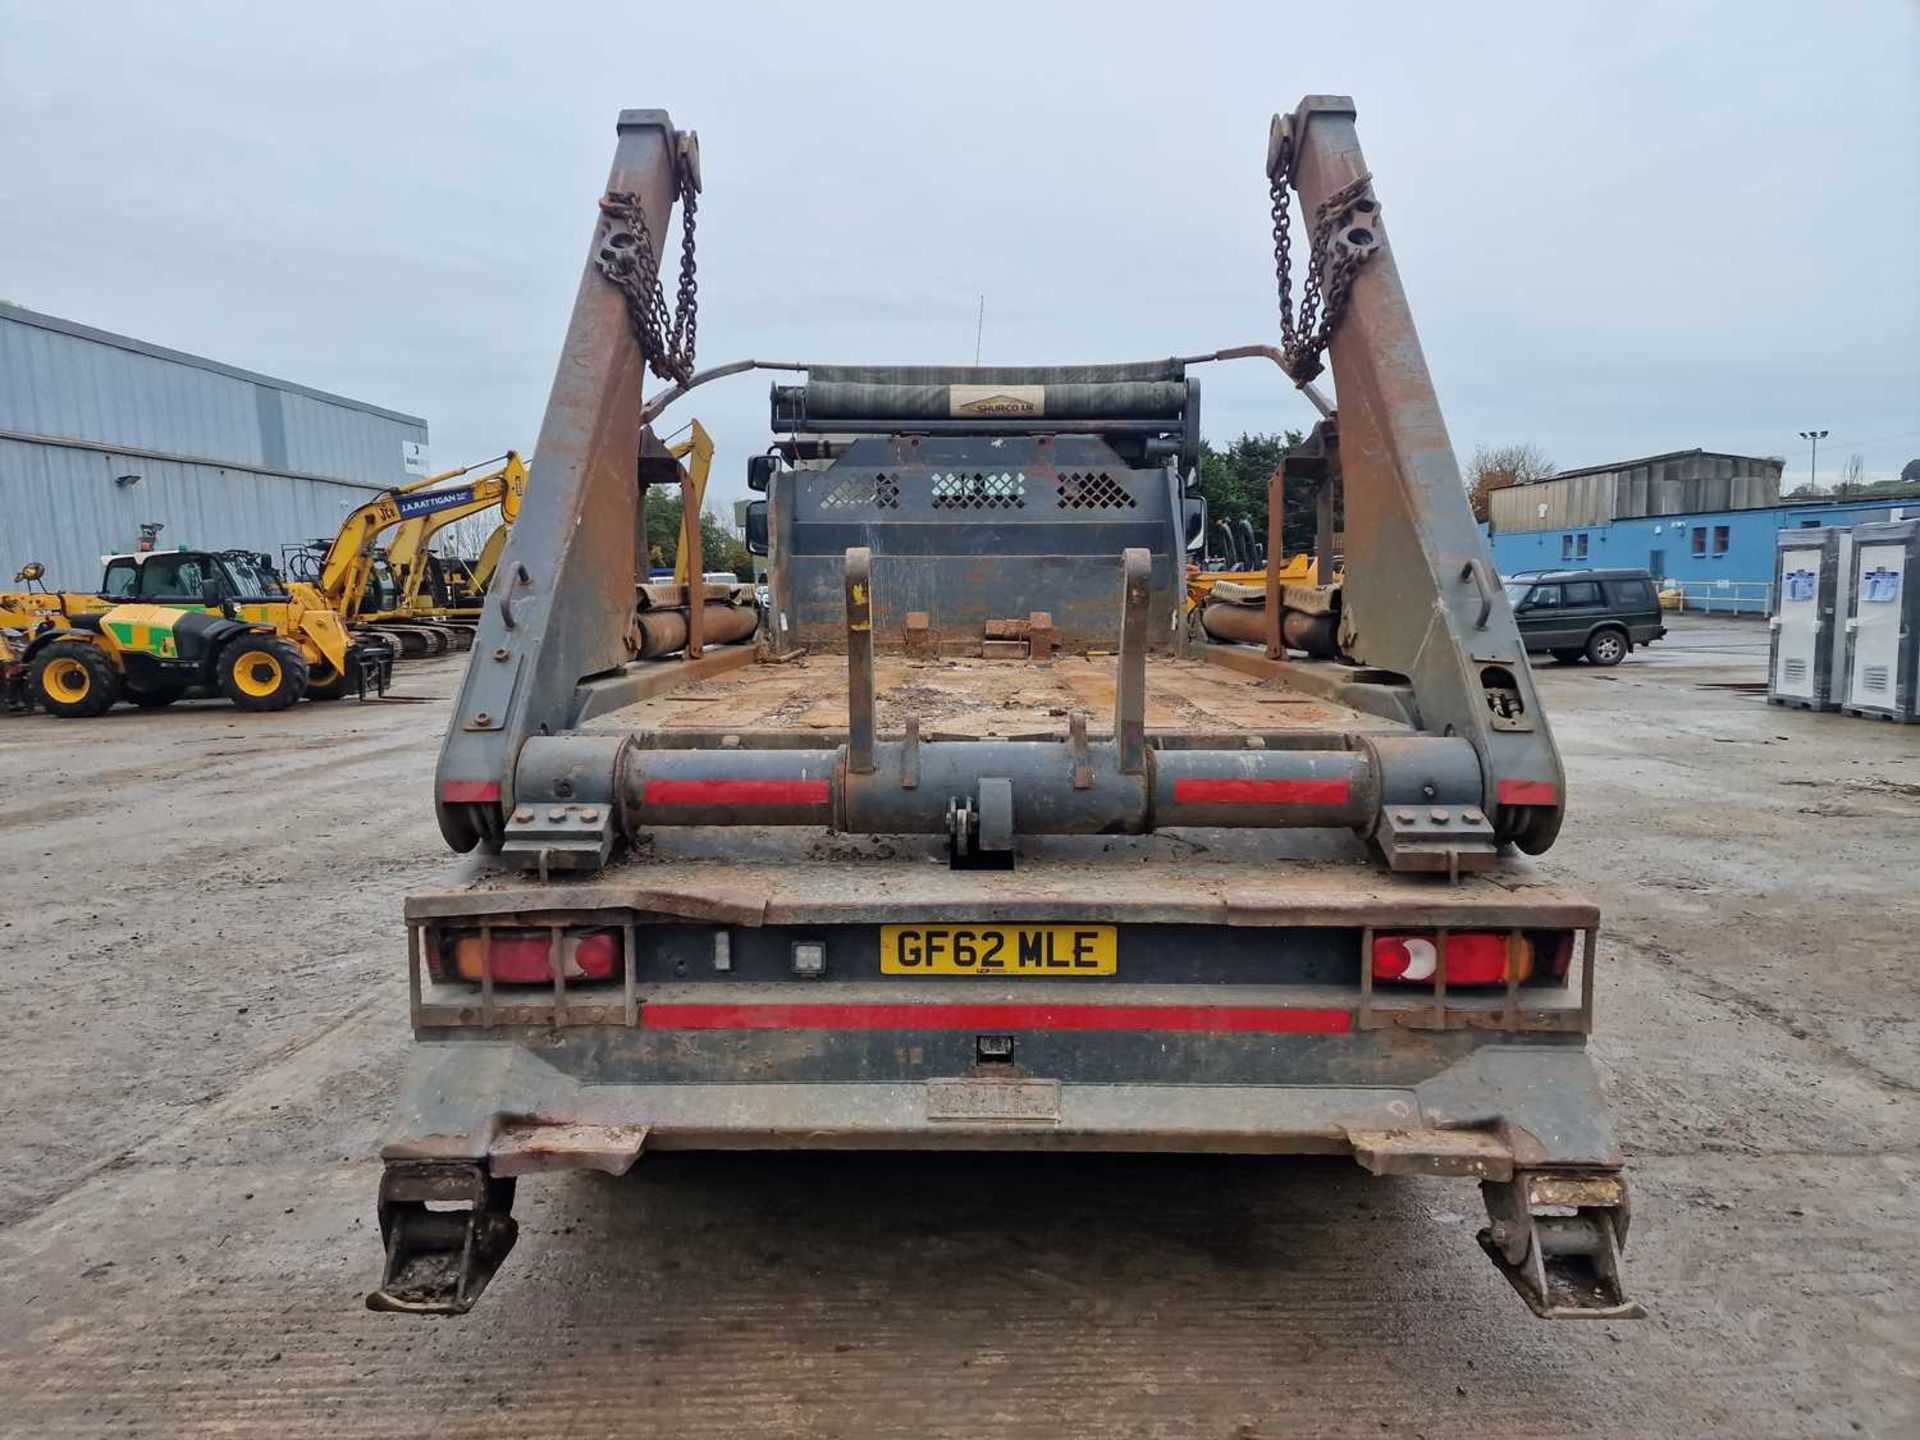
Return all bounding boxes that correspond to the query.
[368,96,1642,1322]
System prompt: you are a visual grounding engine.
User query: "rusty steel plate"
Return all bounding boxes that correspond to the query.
[925,1077,1063,1124]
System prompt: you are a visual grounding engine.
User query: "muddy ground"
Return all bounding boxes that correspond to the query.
[0,616,1914,1438]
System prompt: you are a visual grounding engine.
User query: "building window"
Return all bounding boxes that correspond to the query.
[1561,534,1574,561]
[1691,526,1708,557]
[1576,533,1589,560]
[1712,525,1730,556]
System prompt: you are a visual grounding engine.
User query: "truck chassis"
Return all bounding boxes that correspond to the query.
[371,95,1641,1322]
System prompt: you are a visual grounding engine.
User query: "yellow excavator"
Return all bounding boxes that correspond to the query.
[379,452,529,636]
[666,421,714,587]
[284,451,527,658]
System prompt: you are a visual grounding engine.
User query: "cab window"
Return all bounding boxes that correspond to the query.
[217,553,285,599]
[101,561,138,598]
[1523,584,1561,610]
[135,554,212,600]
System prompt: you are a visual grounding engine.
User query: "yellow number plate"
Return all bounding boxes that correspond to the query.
[880,925,1116,976]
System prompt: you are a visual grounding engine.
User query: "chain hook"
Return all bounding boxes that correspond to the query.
[594,141,701,387]
[1269,120,1378,387]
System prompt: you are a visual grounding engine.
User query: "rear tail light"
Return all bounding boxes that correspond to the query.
[438,927,622,985]
[1372,931,1551,987]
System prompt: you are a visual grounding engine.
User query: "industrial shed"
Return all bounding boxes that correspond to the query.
[0,303,429,585]
[1485,449,1784,534]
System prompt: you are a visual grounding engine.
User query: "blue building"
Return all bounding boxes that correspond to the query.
[1482,448,1916,613]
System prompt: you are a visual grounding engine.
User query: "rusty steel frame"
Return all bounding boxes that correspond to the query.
[378,96,1637,1321]
[1277,95,1565,852]
[428,97,1570,875]
[434,109,689,852]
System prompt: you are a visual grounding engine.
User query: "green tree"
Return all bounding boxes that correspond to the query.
[1195,430,1315,560]
[643,489,752,579]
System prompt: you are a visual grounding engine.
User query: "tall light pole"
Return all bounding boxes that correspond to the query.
[1798,429,1828,490]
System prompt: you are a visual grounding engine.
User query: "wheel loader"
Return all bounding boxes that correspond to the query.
[13,548,393,717]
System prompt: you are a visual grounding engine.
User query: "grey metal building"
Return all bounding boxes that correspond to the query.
[1486,449,1784,535]
[0,303,429,584]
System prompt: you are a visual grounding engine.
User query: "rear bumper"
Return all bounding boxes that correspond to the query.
[383,1036,1622,1181]
[373,1037,1641,1321]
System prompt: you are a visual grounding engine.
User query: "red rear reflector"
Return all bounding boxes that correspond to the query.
[1496,779,1557,806]
[1372,932,1532,987]
[452,928,620,984]
[442,780,501,803]
[1172,777,1351,805]
[641,1001,1350,1034]
[643,778,831,806]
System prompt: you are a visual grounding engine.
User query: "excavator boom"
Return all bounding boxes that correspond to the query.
[385,453,529,613]
[315,453,522,620]
[667,422,714,587]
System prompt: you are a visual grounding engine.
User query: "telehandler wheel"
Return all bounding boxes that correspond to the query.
[305,668,351,702]
[217,635,309,712]
[127,684,187,708]
[30,640,122,718]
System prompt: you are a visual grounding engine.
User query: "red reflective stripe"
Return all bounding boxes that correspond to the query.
[1172,777,1351,806]
[1497,780,1558,806]
[642,1002,1351,1034]
[441,781,500,803]
[644,779,831,806]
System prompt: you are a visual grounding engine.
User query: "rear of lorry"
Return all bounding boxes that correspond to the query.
[372,96,1640,1322]
[389,827,1632,1320]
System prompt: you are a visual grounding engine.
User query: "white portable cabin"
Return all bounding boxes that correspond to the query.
[1841,517,1920,722]
[1768,527,1853,711]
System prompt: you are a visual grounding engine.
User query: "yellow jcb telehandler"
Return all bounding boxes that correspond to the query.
[9,550,393,717]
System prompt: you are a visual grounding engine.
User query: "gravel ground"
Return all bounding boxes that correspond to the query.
[0,616,1914,1438]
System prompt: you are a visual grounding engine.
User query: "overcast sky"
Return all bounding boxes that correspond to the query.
[3,1,1915,514]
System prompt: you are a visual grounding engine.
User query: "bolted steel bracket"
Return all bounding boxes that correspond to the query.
[1374,804,1499,878]
[501,803,617,875]
[947,781,1015,871]
[367,1162,518,1316]
[1478,1171,1644,1321]
[974,778,1015,867]
[500,733,628,874]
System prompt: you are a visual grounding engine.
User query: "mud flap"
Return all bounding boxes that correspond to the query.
[366,1162,517,1316]
[1478,1171,1644,1320]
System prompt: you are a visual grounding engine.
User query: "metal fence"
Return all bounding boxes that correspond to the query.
[1666,580,1774,615]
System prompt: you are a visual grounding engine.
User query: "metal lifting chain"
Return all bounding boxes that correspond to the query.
[1269,128,1380,386]
[595,149,700,387]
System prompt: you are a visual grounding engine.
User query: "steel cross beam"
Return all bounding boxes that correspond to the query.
[435,110,689,852]
[1279,95,1566,852]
